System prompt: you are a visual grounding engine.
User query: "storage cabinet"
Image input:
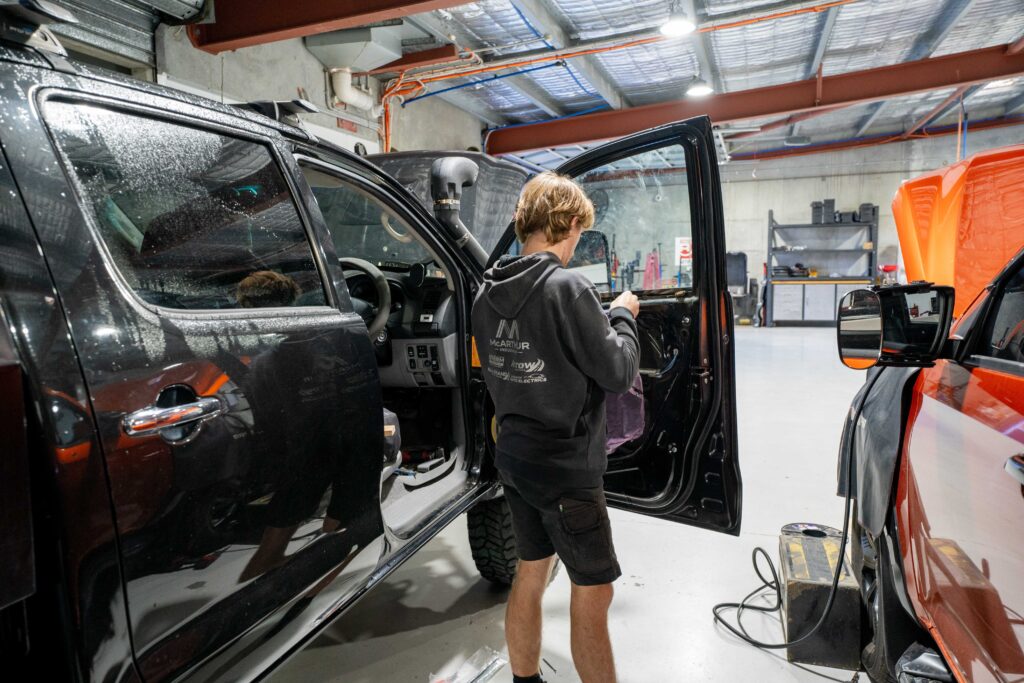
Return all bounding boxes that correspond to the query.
[765,203,878,327]
[770,282,870,323]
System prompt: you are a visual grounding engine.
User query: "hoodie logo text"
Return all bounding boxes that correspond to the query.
[486,318,546,384]
[496,318,519,340]
[491,318,530,351]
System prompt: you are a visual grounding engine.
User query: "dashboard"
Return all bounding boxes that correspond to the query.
[343,262,459,388]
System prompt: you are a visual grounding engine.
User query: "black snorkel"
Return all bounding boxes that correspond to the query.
[430,156,488,267]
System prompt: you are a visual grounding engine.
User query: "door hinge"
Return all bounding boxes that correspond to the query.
[690,367,711,403]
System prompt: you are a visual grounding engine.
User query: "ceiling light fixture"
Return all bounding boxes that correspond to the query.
[686,77,713,97]
[660,0,696,37]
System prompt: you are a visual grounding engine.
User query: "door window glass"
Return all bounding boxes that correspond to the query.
[301,165,439,273]
[46,100,327,310]
[979,262,1024,364]
[510,145,692,292]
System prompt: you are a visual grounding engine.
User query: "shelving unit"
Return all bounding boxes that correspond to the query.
[765,206,878,327]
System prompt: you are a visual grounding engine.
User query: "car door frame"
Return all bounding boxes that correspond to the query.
[486,116,741,534]
[21,75,393,681]
[291,141,499,525]
[955,248,1024,373]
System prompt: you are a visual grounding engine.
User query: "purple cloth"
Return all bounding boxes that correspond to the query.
[606,373,645,453]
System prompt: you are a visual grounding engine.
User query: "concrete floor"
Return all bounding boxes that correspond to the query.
[272,327,867,683]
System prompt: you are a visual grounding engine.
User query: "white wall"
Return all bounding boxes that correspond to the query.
[718,125,1024,277]
[390,95,485,152]
[154,25,485,154]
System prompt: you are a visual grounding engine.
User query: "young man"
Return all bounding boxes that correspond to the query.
[472,172,640,683]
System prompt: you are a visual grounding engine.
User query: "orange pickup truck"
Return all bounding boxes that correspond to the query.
[835,144,1024,683]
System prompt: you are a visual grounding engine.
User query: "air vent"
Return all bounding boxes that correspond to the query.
[422,289,442,312]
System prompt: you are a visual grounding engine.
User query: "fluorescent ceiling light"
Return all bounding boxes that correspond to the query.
[686,78,713,97]
[661,1,696,37]
[784,135,812,147]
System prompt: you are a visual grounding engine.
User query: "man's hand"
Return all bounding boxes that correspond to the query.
[610,290,640,318]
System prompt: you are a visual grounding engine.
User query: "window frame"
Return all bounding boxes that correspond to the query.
[295,154,470,287]
[38,88,339,321]
[962,251,1024,378]
[487,134,702,295]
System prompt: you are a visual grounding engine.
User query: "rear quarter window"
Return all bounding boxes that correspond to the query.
[44,99,327,311]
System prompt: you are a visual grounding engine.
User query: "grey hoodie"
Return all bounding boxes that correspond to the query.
[472,251,640,487]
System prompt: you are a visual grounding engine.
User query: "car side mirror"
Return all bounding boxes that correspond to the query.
[837,283,955,370]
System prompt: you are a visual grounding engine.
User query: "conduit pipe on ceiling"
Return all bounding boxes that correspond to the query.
[729,113,1023,161]
[330,67,383,117]
[402,0,859,86]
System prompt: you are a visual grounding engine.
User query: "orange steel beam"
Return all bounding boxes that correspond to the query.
[486,43,1024,155]
[731,115,1024,161]
[187,1,467,54]
[364,44,462,75]
[728,105,846,140]
[900,85,970,139]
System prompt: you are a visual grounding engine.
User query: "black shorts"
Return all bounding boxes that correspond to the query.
[499,470,621,586]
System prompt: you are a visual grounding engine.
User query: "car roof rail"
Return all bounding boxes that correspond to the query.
[0,0,77,56]
[233,99,320,122]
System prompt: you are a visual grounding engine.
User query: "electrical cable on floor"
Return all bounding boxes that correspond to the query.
[711,370,882,664]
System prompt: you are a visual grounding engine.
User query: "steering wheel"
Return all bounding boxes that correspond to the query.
[339,257,392,338]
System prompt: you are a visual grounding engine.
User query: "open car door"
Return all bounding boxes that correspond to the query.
[488,116,741,534]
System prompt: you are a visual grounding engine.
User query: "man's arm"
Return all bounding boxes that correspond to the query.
[567,287,640,394]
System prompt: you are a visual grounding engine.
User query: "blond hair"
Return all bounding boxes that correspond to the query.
[514,171,595,244]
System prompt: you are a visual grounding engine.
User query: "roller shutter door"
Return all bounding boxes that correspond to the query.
[50,0,203,68]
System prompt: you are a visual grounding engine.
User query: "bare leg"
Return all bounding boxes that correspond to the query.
[570,582,616,683]
[506,556,556,677]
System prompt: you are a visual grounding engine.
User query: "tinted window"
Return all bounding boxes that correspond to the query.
[46,101,326,310]
[301,165,435,268]
[506,145,691,293]
[980,263,1024,364]
[368,153,528,253]
[580,145,692,292]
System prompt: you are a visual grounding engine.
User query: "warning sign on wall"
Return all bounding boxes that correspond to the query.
[675,236,692,266]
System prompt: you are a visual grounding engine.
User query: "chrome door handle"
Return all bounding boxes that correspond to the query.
[1005,455,1024,486]
[123,397,223,437]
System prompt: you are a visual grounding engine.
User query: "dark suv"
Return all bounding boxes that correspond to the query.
[0,7,741,682]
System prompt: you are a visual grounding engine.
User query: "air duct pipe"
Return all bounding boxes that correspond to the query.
[329,67,382,117]
[430,157,488,266]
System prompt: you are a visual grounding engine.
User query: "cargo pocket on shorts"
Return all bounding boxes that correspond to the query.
[558,497,614,576]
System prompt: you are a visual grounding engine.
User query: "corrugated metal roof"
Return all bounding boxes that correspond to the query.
[524,62,607,110]
[824,0,939,76]
[442,1,551,52]
[405,0,1024,161]
[595,41,700,105]
[933,0,1024,56]
[710,11,818,90]
[554,0,668,40]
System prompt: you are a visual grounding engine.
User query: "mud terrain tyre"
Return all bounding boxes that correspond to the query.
[468,496,559,586]
[468,496,518,585]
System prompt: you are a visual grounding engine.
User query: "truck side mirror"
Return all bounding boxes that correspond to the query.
[837,283,955,369]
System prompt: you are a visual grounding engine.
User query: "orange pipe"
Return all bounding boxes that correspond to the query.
[406,0,860,86]
[382,0,860,146]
